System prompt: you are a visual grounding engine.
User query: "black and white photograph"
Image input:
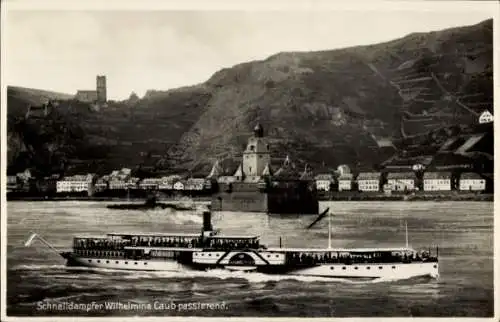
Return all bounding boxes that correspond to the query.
[1,0,498,319]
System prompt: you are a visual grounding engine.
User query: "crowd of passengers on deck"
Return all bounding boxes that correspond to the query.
[207,239,260,250]
[75,249,125,258]
[286,251,434,265]
[74,237,201,249]
[73,236,261,251]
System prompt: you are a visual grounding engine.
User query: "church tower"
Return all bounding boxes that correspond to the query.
[96,75,107,103]
[242,123,271,179]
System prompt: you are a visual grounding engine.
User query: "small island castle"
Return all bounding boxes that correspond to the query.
[209,124,319,214]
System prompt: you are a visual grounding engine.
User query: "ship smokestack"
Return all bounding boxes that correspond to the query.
[203,211,213,232]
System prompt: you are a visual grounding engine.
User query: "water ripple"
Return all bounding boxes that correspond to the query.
[6,200,494,317]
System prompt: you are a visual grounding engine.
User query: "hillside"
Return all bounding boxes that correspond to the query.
[171,19,493,173]
[7,85,211,176]
[6,19,493,176]
[8,86,74,104]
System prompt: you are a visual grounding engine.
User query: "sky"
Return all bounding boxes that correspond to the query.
[3,2,496,100]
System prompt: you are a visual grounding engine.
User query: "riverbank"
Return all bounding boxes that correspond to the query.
[6,193,493,202]
[5,195,212,202]
[318,191,493,202]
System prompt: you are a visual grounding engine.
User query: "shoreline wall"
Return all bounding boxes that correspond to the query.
[6,192,493,202]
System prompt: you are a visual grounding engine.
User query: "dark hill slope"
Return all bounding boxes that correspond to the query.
[8,86,74,103]
[172,19,493,173]
[7,85,211,175]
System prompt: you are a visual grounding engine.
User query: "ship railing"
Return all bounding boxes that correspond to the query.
[75,249,125,258]
[203,241,260,250]
[284,253,438,266]
[201,246,259,251]
[73,243,129,251]
[129,237,202,248]
[73,238,206,250]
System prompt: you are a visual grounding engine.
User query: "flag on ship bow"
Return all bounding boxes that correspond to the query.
[24,233,38,247]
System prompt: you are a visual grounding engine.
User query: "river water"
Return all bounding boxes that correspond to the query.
[6,201,493,317]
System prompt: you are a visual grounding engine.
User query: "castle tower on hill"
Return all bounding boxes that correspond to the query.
[242,123,271,179]
[75,75,107,104]
[96,75,107,103]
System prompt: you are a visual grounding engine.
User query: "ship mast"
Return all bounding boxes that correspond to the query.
[328,211,331,249]
[405,220,409,248]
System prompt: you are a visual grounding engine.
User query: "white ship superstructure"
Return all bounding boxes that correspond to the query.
[25,211,439,280]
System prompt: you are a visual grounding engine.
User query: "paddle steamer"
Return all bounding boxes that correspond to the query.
[25,210,439,280]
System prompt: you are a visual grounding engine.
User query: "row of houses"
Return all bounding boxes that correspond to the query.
[7,168,214,196]
[7,167,489,196]
[316,171,487,192]
[68,176,211,196]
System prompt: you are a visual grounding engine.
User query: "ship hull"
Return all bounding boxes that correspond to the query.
[62,253,438,279]
[64,254,184,272]
[287,262,439,279]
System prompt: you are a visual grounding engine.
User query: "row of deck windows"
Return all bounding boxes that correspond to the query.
[330,266,395,270]
[88,259,148,265]
[329,264,437,270]
[195,253,280,258]
[330,266,397,270]
[77,250,124,257]
[85,260,437,271]
[198,253,220,257]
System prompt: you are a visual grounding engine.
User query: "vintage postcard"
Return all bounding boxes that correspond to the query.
[1,0,498,320]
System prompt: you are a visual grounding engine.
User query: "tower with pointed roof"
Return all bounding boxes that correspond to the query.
[262,163,273,177]
[207,160,223,179]
[233,163,245,181]
[210,123,319,215]
[242,123,271,179]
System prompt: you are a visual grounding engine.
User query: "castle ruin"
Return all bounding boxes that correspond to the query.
[75,75,107,104]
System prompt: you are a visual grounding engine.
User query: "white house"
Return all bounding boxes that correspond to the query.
[412,163,425,172]
[387,172,415,191]
[479,110,493,124]
[423,172,452,191]
[357,172,380,192]
[173,181,185,190]
[158,175,182,190]
[217,176,237,184]
[109,178,127,190]
[204,180,213,190]
[158,176,172,190]
[185,178,206,191]
[158,182,173,190]
[459,172,485,191]
[94,177,108,192]
[7,175,17,184]
[337,164,351,177]
[139,178,161,190]
[338,173,353,191]
[314,174,335,191]
[7,175,18,192]
[126,177,139,189]
[56,174,94,193]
